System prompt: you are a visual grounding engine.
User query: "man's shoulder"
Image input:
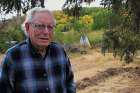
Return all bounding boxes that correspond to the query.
[6,40,27,54]
[50,42,63,49]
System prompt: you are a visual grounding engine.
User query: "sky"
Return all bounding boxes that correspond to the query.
[0,0,102,20]
[45,0,102,10]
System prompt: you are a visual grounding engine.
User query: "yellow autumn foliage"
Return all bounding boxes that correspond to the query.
[81,15,93,24]
[54,12,71,24]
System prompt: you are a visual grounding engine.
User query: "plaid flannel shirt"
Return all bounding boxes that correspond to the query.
[0,39,76,93]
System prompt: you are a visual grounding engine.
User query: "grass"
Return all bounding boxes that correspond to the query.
[0,54,4,64]
[54,30,81,44]
[54,29,104,45]
[87,30,104,47]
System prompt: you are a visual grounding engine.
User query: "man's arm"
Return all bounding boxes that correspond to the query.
[0,53,15,93]
[65,54,76,93]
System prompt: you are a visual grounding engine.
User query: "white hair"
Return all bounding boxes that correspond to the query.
[21,7,56,36]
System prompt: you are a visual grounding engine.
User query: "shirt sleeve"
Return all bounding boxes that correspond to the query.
[0,52,15,93]
[65,52,76,93]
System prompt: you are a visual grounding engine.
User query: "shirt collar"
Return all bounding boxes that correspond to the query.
[26,38,51,57]
[26,38,39,55]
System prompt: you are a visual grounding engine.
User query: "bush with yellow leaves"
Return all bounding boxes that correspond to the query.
[81,15,93,24]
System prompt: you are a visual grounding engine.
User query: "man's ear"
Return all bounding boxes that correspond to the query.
[25,23,29,33]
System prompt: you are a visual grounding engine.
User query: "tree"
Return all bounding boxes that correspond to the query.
[0,0,45,22]
[63,0,140,63]
[0,0,45,14]
[63,0,94,17]
[0,0,45,26]
[101,0,140,63]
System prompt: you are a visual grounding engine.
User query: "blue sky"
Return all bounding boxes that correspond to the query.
[0,0,102,20]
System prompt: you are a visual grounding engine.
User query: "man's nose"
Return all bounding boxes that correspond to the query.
[43,27,50,33]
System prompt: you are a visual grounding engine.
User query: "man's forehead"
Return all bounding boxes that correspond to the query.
[33,11,52,18]
[32,12,54,23]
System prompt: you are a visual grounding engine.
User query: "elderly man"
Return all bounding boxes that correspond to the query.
[0,7,76,93]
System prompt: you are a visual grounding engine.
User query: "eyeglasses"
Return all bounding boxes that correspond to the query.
[30,23,55,31]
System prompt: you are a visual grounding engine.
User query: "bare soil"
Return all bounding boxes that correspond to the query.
[70,48,140,93]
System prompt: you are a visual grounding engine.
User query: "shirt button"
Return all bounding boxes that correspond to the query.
[43,73,47,77]
[46,87,49,91]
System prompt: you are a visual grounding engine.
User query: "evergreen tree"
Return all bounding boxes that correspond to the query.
[101,0,140,63]
[0,0,45,14]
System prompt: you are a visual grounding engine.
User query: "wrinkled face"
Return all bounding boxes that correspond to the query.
[25,12,55,47]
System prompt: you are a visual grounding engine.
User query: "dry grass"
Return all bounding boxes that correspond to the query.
[77,68,140,93]
[71,48,123,81]
[0,54,4,64]
[70,48,140,93]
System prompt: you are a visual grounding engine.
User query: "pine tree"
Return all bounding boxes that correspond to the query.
[101,0,140,63]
